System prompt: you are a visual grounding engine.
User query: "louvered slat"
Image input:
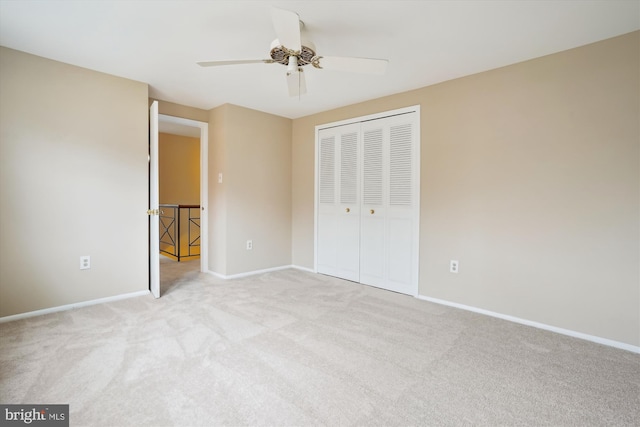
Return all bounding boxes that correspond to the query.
[363,128,383,205]
[319,136,335,204]
[340,132,358,204]
[389,123,412,206]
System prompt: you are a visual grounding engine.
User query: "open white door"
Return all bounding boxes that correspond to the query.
[149,101,160,298]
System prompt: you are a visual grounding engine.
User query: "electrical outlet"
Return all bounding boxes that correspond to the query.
[246,240,253,250]
[218,173,223,183]
[450,260,459,274]
[80,255,91,270]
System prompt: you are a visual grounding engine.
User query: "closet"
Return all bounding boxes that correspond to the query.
[316,107,420,296]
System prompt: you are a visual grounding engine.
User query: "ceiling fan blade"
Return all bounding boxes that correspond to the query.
[271,7,301,52]
[315,56,389,75]
[287,69,307,97]
[197,59,272,67]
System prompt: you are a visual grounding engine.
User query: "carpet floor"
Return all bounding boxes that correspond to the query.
[1,259,638,426]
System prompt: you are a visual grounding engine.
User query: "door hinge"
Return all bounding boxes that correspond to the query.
[147,209,159,216]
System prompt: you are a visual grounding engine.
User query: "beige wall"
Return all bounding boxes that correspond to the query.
[208,105,228,274]
[292,32,640,346]
[209,104,292,276]
[159,132,200,205]
[0,47,149,316]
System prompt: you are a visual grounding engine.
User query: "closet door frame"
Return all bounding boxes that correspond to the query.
[314,105,421,295]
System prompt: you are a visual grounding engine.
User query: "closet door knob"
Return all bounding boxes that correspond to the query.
[370,209,375,214]
[345,208,350,213]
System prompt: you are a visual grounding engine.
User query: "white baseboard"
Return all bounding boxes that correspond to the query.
[207,264,315,279]
[0,290,151,324]
[416,295,640,354]
[207,265,296,280]
[290,265,315,273]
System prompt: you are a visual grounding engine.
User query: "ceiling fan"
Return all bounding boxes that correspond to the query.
[197,7,389,97]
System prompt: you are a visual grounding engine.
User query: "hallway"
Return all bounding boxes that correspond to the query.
[160,256,200,295]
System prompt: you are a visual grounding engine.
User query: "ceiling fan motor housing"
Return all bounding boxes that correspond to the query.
[270,38,318,68]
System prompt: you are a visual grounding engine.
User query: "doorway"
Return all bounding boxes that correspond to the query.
[153,113,208,296]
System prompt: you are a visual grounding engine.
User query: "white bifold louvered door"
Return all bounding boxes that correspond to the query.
[317,123,361,282]
[316,109,419,295]
[360,114,419,294]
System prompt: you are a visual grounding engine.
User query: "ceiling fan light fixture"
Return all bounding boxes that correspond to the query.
[287,55,299,74]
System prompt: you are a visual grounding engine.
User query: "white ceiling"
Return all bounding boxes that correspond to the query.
[1,1,638,119]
